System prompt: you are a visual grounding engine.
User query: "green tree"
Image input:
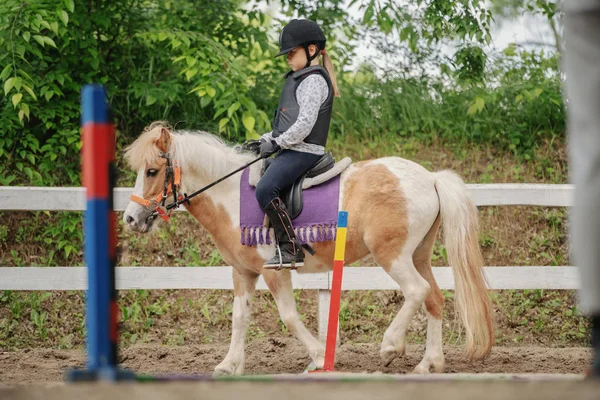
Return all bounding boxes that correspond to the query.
[0,0,278,185]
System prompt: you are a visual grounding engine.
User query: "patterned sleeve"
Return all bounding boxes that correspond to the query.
[273,74,329,149]
[260,131,273,141]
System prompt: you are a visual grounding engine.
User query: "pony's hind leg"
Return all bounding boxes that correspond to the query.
[412,216,445,373]
[214,268,258,376]
[262,269,325,369]
[378,251,431,367]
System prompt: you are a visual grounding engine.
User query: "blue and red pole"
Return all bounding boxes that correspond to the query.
[81,84,118,372]
[66,84,133,381]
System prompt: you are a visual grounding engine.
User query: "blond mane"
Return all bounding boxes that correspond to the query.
[123,121,255,181]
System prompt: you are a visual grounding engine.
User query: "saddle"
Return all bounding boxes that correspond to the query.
[251,152,352,219]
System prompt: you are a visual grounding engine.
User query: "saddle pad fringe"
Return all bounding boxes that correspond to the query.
[240,224,338,247]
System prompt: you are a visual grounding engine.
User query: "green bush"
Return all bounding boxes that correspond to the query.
[332,48,564,156]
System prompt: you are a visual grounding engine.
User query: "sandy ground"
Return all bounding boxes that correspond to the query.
[1,340,598,400]
[0,338,593,385]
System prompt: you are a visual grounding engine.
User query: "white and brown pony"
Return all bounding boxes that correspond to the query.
[122,122,494,375]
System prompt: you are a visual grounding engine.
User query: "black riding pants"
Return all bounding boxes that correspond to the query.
[255,149,322,210]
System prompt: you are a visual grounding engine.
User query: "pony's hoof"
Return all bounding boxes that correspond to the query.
[413,363,431,374]
[413,358,445,374]
[212,366,233,377]
[380,345,405,367]
[314,354,325,370]
[308,343,325,370]
[213,361,243,376]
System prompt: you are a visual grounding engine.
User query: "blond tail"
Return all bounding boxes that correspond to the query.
[434,170,495,360]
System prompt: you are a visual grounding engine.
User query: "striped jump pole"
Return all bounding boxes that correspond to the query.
[66,84,134,382]
[323,210,348,372]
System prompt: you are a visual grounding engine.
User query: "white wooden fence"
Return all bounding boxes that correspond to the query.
[0,184,577,341]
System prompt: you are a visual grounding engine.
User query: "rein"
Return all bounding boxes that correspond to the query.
[131,153,263,223]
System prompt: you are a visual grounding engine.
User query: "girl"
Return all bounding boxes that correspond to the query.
[256,18,341,269]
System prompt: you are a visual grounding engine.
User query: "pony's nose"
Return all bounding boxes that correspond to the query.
[126,215,135,224]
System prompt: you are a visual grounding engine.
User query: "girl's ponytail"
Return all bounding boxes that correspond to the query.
[321,51,341,98]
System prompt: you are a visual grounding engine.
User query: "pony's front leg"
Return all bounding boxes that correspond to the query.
[262,269,325,369]
[213,268,258,376]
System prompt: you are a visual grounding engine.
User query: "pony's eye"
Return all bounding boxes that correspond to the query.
[146,169,158,177]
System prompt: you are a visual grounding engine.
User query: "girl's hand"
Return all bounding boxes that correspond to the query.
[259,139,280,158]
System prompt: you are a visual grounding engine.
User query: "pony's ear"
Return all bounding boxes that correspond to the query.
[155,127,171,153]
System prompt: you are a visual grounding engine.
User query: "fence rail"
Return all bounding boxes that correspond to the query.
[0,266,579,292]
[0,184,574,211]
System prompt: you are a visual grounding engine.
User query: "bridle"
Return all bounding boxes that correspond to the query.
[130,153,183,223]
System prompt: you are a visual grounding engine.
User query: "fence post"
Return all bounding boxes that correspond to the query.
[318,288,340,344]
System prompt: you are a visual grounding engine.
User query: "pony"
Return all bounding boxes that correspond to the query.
[122,121,495,375]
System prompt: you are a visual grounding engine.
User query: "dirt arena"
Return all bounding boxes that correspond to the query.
[1,339,598,399]
[0,339,593,384]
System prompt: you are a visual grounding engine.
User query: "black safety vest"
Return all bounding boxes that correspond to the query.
[271,66,334,147]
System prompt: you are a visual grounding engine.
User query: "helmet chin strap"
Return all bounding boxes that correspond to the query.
[303,44,320,69]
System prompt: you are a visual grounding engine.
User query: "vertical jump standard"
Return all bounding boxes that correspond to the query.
[66,84,133,381]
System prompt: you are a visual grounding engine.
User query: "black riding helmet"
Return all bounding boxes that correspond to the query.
[276,19,326,69]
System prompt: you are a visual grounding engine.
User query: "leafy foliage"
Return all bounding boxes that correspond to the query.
[0,0,281,187]
[332,46,563,156]
[0,0,547,188]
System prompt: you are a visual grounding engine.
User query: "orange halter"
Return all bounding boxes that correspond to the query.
[130,153,182,222]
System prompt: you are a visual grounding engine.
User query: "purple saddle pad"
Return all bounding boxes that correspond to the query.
[239,167,340,247]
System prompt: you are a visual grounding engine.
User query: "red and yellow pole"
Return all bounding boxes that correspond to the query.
[322,210,348,372]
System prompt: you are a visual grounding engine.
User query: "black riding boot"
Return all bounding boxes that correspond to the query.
[263,198,305,269]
